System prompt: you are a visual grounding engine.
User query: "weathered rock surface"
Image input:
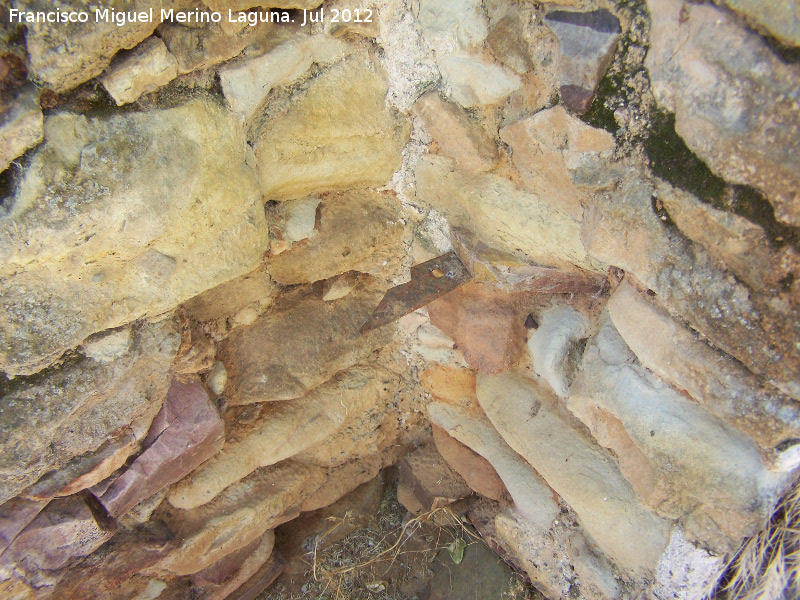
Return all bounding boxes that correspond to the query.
[101,37,178,105]
[0,320,179,504]
[0,99,268,376]
[476,371,671,576]
[193,533,277,600]
[500,105,616,221]
[582,173,800,399]
[653,528,726,600]
[607,280,800,451]
[413,92,498,172]
[486,13,533,75]
[661,187,800,295]
[254,53,408,200]
[50,522,175,600]
[431,425,506,501]
[416,0,487,51]
[219,277,391,403]
[0,496,114,575]
[416,154,606,274]
[0,85,42,173]
[570,316,781,551]
[168,365,396,509]
[527,304,591,398]
[646,0,800,226]
[219,34,351,119]
[98,376,224,517]
[0,498,48,556]
[437,54,521,107]
[427,282,525,374]
[267,190,404,285]
[544,9,621,113]
[16,0,189,92]
[398,444,472,510]
[721,0,800,47]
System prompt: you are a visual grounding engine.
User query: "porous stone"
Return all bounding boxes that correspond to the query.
[412,91,498,172]
[416,0,488,51]
[98,376,224,518]
[476,371,671,576]
[267,190,404,285]
[416,154,606,274]
[526,304,591,398]
[398,444,472,511]
[431,425,506,501]
[661,187,800,295]
[437,54,522,107]
[0,99,268,376]
[253,53,408,200]
[50,522,176,600]
[219,34,352,119]
[0,496,114,574]
[0,498,49,556]
[0,84,42,173]
[0,320,179,504]
[500,105,616,221]
[168,365,396,509]
[219,277,391,403]
[427,282,525,374]
[607,280,800,451]
[570,316,783,552]
[16,0,188,92]
[653,527,726,600]
[646,0,800,227]
[581,173,800,399]
[544,9,621,113]
[101,37,178,105]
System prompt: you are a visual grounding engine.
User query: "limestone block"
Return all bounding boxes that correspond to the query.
[415,154,606,274]
[168,365,395,509]
[219,34,352,119]
[721,0,800,47]
[582,173,800,399]
[412,92,498,173]
[500,105,616,221]
[607,280,800,451]
[416,0,487,51]
[98,376,224,517]
[101,37,178,105]
[0,99,268,376]
[544,9,621,113]
[253,53,408,200]
[431,425,506,501]
[570,317,783,552]
[50,523,176,600]
[661,186,800,295]
[266,190,404,285]
[526,305,591,398]
[0,320,179,504]
[0,84,42,172]
[427,282,525,374]
[219,277,391,404]
[16,0,190,92]
[0,496,114,574]
[476,371,671,577]
[646,0,800,226]
[437,54,521,107]
[397,444,472,510]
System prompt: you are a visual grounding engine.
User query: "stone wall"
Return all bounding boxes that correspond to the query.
[1,0,799,598]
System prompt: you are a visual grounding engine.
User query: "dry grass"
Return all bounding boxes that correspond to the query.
[714,476,800,600]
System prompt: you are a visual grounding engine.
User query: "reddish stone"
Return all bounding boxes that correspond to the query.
[398,444,472,511]
[52,522,175,600]
[0,497,49,556]
[98,376,224,517]
[0,496,114,573]
[432,425,507,501]
[226,551,285,600]
[428,282,526,374]
[192,537,261,587]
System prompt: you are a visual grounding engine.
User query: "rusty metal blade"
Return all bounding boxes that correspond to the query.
[360,251,472,334]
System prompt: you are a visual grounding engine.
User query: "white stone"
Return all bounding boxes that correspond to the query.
[282,197,320,243]
[101,37,178,106]
[208,361,228,396]
[438,54,521,107]
[81,327,133,364]
[653,528,725,600]
[527,305,591,397]
[416,0,488,52]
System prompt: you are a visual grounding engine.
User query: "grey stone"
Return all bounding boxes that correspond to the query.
[721,0,800,48]
[0,85,42,173]
[0,497,49,556]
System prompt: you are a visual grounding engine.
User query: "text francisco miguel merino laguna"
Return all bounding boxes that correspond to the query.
[7,6,359,27]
